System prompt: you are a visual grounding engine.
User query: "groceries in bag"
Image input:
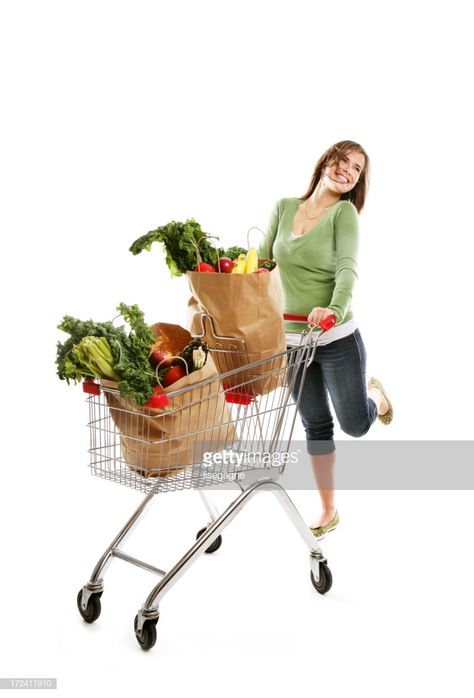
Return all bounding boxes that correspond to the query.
[100,350,237,479]
[186,266,286,395]
[56,306,237,477]
[129,220,286,395]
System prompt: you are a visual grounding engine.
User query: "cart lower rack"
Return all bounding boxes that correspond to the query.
[77,313,335,650]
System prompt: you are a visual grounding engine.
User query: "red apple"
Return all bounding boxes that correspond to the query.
[150,349,174,368]
[162,364,187,387]
[216,257,235,273]
[254,268,270,274]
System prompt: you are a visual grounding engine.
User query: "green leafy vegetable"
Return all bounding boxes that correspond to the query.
[66,336,120,383]
[112,303,156,404]
[129,219,220,276]
[260,259,276,271]
[224,246,247,260]
[56,303,156,405]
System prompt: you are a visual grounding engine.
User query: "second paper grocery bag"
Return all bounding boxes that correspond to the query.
[186,266,287,395]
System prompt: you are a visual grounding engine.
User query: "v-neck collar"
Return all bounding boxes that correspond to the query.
[290,198,338,239]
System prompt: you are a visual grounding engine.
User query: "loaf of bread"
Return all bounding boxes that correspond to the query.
[149,322,193,356]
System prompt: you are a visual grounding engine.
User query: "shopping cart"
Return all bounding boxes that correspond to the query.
[77,311,336,650]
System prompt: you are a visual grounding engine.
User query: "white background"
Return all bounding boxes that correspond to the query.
[1,0,473,695]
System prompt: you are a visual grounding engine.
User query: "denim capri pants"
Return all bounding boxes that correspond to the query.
[290,329,378,455]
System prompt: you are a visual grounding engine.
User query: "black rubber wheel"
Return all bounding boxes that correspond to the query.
[196,526,222,554]
[310,562,333,595]
[77,589,103,623]
[134,615,158,651]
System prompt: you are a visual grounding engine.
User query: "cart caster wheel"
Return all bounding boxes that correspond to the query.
[77,589,103,623]
[196,526,222,554]
[134,615,158,651]
[310,562,333,595]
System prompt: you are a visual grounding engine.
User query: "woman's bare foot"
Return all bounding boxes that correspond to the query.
[368,385,389,416]
[310,507,337,529]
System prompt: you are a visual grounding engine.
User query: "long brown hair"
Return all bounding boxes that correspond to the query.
[300,140,370,213]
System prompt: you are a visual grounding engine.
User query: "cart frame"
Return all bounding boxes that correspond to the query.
[77,313,334,649]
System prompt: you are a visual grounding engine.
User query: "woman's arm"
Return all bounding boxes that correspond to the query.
[327,201,359,323]
[257,199,281,260]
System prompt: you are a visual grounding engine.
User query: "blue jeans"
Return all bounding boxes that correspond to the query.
[290,329,378,455]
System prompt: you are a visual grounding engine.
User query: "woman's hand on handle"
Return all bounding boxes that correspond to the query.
[308,307,335,328]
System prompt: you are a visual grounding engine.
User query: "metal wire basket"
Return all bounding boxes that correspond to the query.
[85,328,313,494]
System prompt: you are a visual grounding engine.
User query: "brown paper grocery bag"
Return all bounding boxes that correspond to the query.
[100,353,237,478]
[186,267,287,395]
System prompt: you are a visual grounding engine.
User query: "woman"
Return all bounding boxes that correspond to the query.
[257,140,393,538]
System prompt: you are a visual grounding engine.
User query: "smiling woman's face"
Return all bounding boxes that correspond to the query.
[322,150,366,194]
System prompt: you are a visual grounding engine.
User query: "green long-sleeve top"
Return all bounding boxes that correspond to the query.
[257,198,359,333]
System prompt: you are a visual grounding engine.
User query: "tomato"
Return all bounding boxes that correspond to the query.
[162,364,187,387]
[195,262,216,272]
[216,257,235,273]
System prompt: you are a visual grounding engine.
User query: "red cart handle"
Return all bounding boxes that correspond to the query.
[283,312,337,331]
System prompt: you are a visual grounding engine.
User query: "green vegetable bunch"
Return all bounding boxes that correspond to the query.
[66,336,120,383]
[129,219,220,276]
[259,259,276,271]
[129,218,254,275]
[56,303,156,405]
[223,246,247,260]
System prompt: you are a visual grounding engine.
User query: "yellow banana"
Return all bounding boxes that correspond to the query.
[231,254,247,273]
[245,247,258,273]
